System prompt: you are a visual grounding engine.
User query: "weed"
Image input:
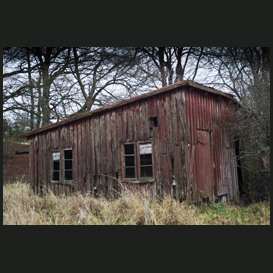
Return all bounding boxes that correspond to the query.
[3,180,270,225]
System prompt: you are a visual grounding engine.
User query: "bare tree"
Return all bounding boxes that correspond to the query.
[3,47,74,127]
[67,47,140,116]
[136,47,205,88]
[203,47,270,200]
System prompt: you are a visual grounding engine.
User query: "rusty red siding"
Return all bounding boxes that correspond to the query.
[26,82,239,203]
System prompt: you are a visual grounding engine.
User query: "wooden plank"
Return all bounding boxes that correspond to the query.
[196,131,214,202]
[51,129,57,149]
[69,123,74,148]
[105,113,111,174]
[46,131,51,191]
[86,118,91,192]
[86,172,91,193]
[127,105,133,142]
[42,132,48,191]
[61,126,65,148]
[90,118,96,175]
[95,117,101,177]
[37,134,42,195]
[34,135,38,194]
[152,96,158,117]
[159,96,166,154]
[86,118,90,174]
[55,184,59,196]
[187,145,195,203]
[134,103,139,141]
[138,104,143,141]
[143,101,148,140]
[29,138,33,191]
[110,112,117,173]
[73,122,78,190]
[100,173,106,197]
[164,94,172,156]
[66,124,70,148]
[174,146,182,200]
[175,92,184,140]
[99,114,105,177]
[82,119,86,191]
[78,121,82,191]
[122,106,127,142]
[152,127,159,192]
[171,91,178,146]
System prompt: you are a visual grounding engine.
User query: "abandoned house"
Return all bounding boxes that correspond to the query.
[20,80,240,203]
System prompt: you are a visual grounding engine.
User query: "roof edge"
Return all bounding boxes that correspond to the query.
[19,80,235,138]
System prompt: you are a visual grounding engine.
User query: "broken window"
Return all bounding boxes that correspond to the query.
[139,143,153,178]
[148,117,158,138]
[51,148,73,184]
[52,152,60,181]
[123,142,154,181]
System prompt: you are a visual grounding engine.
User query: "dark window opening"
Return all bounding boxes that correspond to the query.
[125,144,134,155]
[125,167,135,178]
[149,117,158,127]
[140,154,152,165]
[53,161,60,170]
[124,144,135,178]
[65,171,73,180]
[65,160,72,169]
[65,150,72,159]
[149,117,158,138]
[140,166,153,177]
[125,155,135,166]
[52,171,60,181]
[64,149,73,181]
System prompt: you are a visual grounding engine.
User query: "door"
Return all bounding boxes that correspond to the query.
[196,130,214,202]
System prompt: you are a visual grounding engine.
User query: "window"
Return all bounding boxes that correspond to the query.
[123,142,153,181]
[52,152,60,181]
[124,144,136,178]
[139,143,153,178]
[51,148,73,185]
[64,150,73,181]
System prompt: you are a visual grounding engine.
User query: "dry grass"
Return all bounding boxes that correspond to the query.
[3,180,270,225]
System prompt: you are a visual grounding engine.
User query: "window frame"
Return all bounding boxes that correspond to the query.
[122,142,137,181]
[137,141,154,179]
[122,141,154,182]
[51,147,74,185]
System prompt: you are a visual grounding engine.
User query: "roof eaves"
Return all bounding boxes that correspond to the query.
[19,80,235,138]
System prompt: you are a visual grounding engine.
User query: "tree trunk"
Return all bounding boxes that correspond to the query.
[41,62,51,126]
[26,48,35,130]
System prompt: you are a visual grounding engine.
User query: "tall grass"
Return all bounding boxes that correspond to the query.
[3,180,270,225]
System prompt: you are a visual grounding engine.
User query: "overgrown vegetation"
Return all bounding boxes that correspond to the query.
[3,180,270,225]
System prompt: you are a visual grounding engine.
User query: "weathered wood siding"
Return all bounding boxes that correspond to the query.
[28,85,239,202]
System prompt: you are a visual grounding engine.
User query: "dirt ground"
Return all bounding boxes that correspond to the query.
[3,139,29,184]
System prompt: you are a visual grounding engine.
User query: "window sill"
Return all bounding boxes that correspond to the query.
[121,179,155,184]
